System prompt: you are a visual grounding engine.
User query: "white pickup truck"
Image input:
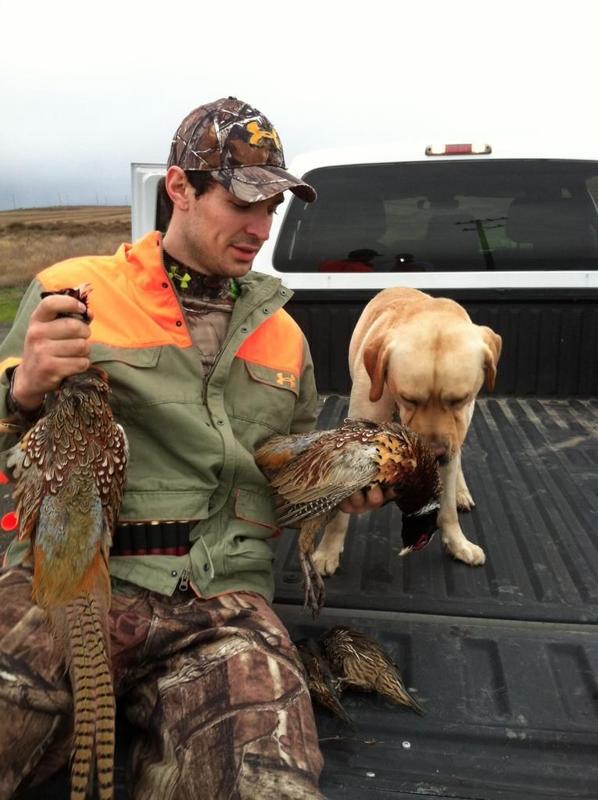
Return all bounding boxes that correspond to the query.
[125,144,598,800]
[5,145,597,799]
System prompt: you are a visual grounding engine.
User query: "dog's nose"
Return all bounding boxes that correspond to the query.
[431,441,448,460]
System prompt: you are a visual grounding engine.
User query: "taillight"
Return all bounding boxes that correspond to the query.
[425,143,492,156]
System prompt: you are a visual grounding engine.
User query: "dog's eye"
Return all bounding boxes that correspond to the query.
[399,395,419,407]
[445,396,467,407]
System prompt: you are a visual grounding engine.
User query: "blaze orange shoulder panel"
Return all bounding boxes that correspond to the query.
[37,233,192,350]
[236,310,304,377]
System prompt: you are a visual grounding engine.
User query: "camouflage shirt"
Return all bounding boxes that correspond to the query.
[164,251,238,374]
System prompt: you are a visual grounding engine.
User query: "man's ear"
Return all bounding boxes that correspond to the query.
[363,334,390,402]
[164,166,191,211]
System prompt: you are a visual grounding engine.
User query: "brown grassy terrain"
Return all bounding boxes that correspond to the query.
[0,206,131,288]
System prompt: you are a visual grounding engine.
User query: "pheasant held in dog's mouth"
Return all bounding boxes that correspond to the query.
[255,418,440,616]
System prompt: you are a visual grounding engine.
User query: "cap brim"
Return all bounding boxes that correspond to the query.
[210,165,317,203]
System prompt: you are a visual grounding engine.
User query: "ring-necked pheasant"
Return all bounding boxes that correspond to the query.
[255,418,440,616]
[1,285,128,800]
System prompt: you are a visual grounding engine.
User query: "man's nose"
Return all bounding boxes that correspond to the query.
[245,209,272,241]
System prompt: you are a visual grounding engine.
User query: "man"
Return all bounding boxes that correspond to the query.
[0,97,386,799]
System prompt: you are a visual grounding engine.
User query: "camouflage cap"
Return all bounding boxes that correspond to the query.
[167,97,316,203]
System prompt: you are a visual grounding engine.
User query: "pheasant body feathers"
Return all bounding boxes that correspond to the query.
[4,295,127,800]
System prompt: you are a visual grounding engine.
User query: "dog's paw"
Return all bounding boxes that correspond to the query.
[456,489,475,512]
[312,547,342,576]
[448,540,486,566]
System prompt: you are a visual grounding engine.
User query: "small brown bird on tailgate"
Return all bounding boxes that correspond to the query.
[1,285,128,800]
[319,625,424,714]
[296,637,353,726]
[255,418,440,617]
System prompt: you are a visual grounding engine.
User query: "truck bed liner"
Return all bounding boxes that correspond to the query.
[274,397,598,624]
[272,396,598,799]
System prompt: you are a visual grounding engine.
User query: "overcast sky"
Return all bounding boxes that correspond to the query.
[1,0,596,210]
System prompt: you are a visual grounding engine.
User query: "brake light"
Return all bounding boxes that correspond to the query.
[425,143,492,156]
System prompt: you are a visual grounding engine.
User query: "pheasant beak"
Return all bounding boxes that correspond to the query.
[399,502,439,557]
[399,532,433,557]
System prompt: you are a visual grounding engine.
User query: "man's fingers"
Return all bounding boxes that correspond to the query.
[46,357,92,383]
[339,490,367,514]
[32,294,89,323]
[45,338,91,359]
[11,354,91,409]
[339,485,388,515]
[365,485,384,507]
[28,315,91,343]
[23,333,91,363]
[13,294,93,406]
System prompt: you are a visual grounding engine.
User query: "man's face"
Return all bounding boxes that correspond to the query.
[181,181,284,278]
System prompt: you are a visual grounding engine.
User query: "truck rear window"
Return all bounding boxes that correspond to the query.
[273,159,598,272]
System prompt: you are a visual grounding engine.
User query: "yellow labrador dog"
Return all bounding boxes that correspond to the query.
[312,287,502,575]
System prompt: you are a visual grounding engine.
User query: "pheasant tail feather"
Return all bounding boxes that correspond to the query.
[54,574,114,800]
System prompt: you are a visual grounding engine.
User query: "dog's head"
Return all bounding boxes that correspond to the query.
[364,313,502,463]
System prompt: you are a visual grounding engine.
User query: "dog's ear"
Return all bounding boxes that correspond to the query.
[480,326,502,392]
[363,334,390,402]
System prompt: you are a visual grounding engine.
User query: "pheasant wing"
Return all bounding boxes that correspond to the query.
[270,439,381,526]
[7,423,49,542]
[255,429,332,478]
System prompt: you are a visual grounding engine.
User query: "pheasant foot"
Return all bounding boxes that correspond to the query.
[299,551,326,618]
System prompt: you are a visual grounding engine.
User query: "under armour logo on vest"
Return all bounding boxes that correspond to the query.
[246,121,282,149]
[276,372,297,390]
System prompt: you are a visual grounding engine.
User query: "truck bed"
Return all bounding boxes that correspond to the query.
[273,395,598,799]
[5,396,598,799]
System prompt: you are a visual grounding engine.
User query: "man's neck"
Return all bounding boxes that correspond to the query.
[161,231,203,275]
[162,248,237,299]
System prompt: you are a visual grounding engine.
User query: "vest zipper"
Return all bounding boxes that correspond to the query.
[200,291,281,405]
[178,569,190,592]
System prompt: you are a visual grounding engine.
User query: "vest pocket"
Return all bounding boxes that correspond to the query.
[227,360,299,438]
[91,344,161,368]
[234,487,279,532]
[242,361,299,398]
[90,344,163,410]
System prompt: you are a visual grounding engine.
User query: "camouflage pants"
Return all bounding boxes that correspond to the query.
[0,566,324,799]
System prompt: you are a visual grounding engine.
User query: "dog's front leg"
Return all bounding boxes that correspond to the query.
[439,457,485,565]
[455,451,475,510]
[312,510,350,576]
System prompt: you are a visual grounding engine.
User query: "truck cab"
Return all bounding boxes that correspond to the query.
[132,144,598,395]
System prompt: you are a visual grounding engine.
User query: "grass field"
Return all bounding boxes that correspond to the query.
[0,287,26,323]
[0,205,131,289]
[0,205,131,322]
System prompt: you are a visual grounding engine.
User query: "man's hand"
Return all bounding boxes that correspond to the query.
[11,294,93,411]
[338,484,396,515]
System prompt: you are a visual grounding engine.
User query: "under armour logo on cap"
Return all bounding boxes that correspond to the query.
[167,97,316,204]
